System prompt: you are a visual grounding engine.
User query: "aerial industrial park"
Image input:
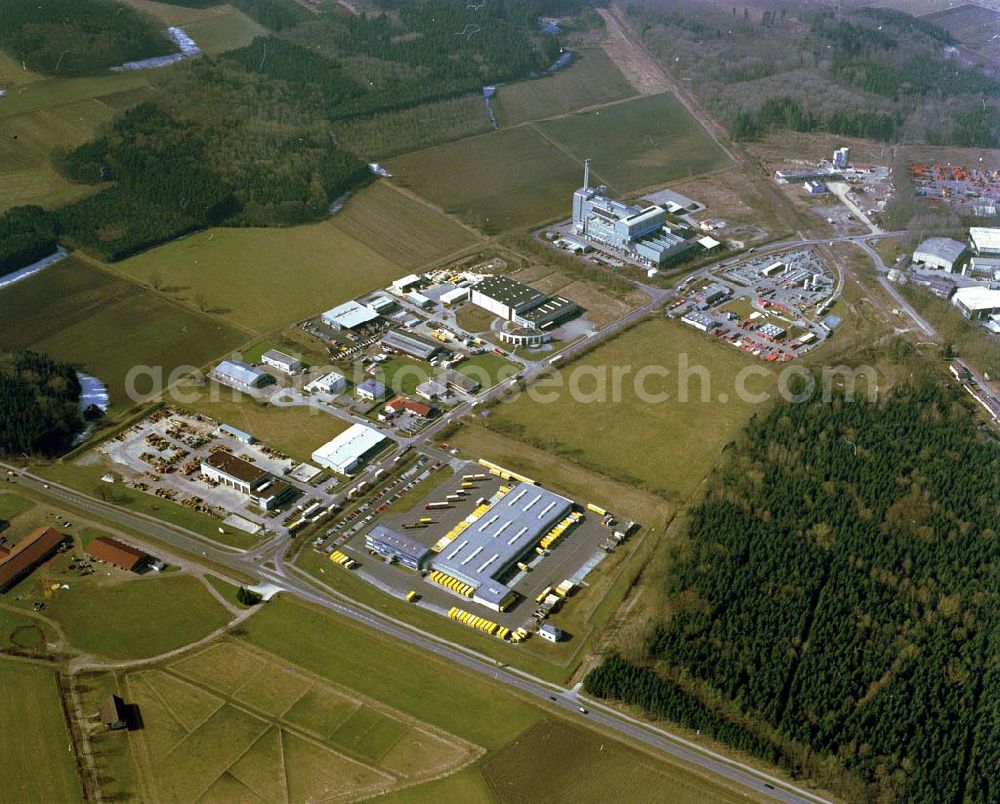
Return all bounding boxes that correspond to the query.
[2,1,999,802]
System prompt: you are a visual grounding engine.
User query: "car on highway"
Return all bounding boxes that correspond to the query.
[578,706,588,714]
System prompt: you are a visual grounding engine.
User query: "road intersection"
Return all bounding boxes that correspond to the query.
[3,228,931,804]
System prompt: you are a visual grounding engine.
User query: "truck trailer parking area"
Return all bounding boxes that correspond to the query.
[317,462,625,640]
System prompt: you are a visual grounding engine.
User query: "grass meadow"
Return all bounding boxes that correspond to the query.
[176,391,350,464]
[385,127,583,232]
[0,663,82,803]
[0,53,152,211]
[0,258,247,410]
[483,318,777,501]
[536,92,729,194]
[483,720,750,804]
[493,48,636,126]
[41,574,232,660]
[117,639,477,801]
[115,215,408,332]
[239,595,542,750]
[118,0,268,54]
[332,182,480,268]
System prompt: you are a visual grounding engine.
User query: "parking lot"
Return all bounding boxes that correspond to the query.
[313,463,628,638]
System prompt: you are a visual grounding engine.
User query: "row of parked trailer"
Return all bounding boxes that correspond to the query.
[447,607,511,640]
[429,570,474,597]
[538,511,583,551]
[329,550,357,569]
[478,458,538,485]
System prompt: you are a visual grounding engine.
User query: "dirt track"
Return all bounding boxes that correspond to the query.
[597,6,671,95]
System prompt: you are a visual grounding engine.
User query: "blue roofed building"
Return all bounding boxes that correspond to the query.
[213,360,273,389]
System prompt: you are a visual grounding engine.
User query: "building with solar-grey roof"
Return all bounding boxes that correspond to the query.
[365,524,430,570]
[381,328,442,361]
[213,360,273,389]
[430,482,574,611]
[913,237,966,273]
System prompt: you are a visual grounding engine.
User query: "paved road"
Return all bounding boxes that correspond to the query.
[4,460,828,804]
[5,231,919,803]
[851,239,939,340]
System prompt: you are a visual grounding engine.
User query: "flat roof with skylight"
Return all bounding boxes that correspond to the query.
[430,482,573,603]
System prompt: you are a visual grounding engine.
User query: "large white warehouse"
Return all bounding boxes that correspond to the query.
[311,424,387,474]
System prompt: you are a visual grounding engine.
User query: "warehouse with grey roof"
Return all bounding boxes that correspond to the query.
[430,483,574,611]
[913,237,967,273]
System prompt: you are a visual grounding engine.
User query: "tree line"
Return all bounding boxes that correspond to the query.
[587,383,999,802]
[0,0,172,75]
[0,207,58,278]
[0,351,83,457]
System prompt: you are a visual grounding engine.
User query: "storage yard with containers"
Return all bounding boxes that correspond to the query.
[312,459,636,643]
[667,248,837,360]
[910,162,1000,218]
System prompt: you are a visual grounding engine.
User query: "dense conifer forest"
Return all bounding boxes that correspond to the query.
[0,0,173,75]
[0,207,59,278]
[0,351,83,457]
[586,384,999,803]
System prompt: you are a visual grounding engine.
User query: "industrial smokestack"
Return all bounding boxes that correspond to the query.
[583,158,591,190]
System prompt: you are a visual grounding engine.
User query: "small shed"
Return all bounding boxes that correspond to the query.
[101,695,129,730]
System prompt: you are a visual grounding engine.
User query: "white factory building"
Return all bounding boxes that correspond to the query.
[322,300,380,330]
[952,286,1000,320]
[213,360,273,389]
[572,160,691,266]
[970,228,1000,256]
[913,237,967,273]
[441,287,470,306]
[311,424,387,474]
[261,349,303,375]
[304,370,347,396]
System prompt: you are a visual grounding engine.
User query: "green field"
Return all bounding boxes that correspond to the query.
[122,639,477,802]
[0,606,57,649]
[385,127,584,232]
[335,93,494,160]
[333,183,479,269]
[203,574,251,609]
[493,48,637,126]
[116,219,407,332]
[41,574,232,660]
[536,93,729,194]
[456,353,520,388]
[0,492,33,522]
[0,258,247,410]
[484,318,777,500]
[0,99,116,211]
[239,596,541,750]
[0,662,82,803]
[0,53,155,210]
[235,597,767,802]
[176,392,349,464]
[483,720,749,804]
[380,765,494,804]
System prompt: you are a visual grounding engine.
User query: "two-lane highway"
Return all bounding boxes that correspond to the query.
[4,459,828,803]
